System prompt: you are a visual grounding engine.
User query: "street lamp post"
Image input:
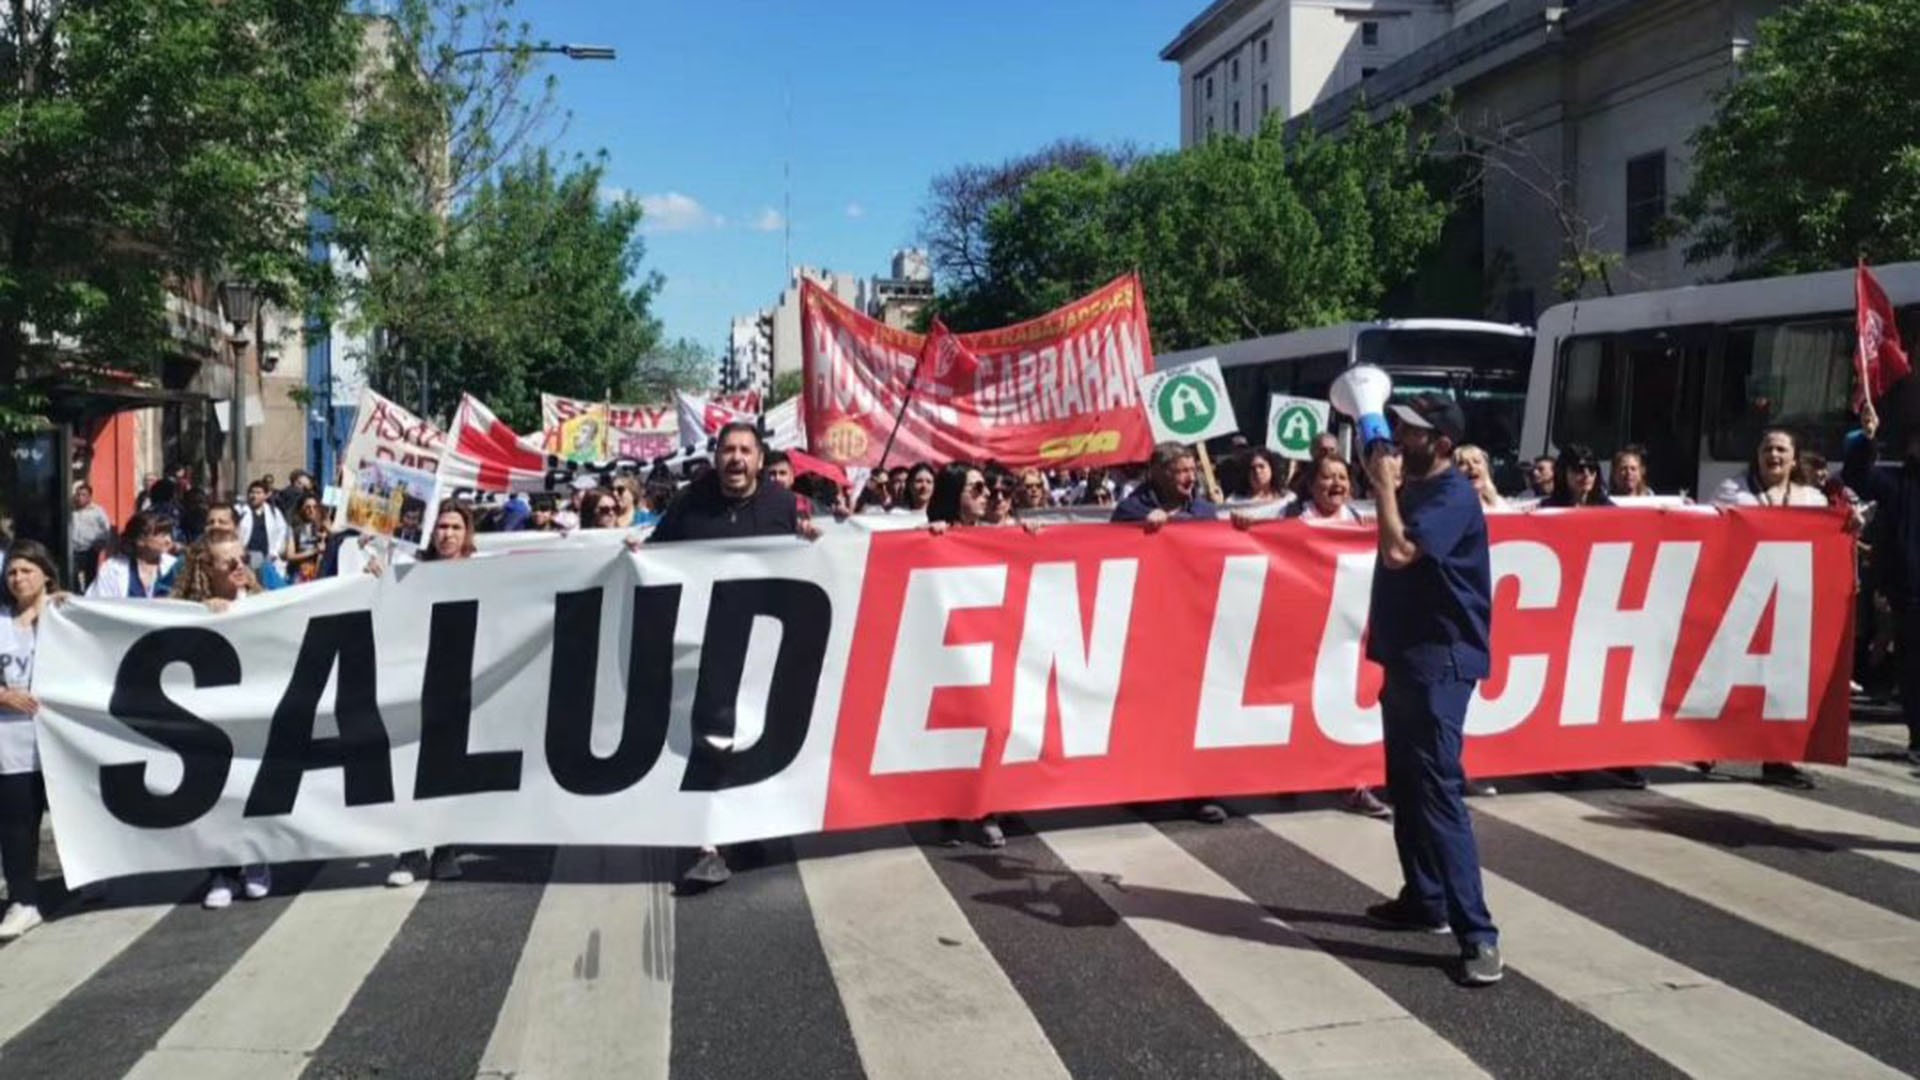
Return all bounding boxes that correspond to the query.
[218,281,260,497]
[450,42,616,61]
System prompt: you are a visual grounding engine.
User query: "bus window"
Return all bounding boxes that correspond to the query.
[1709,320,1854,461]
[1216,350,1345,444]
[1392,370,1529,491]
[1292,353,1349,402]
[1552,330,1705,494]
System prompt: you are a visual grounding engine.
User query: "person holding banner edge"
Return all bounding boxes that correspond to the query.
[387,502,480,888]
[0,541,59,940]
[1361,394,1502,987]
[1849,406,1920,763]
[647,421,821,891]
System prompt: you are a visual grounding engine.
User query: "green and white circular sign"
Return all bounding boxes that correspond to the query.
[1272,403,1322,455]
[1153,372,1220,438]
[1265,393,1332,460]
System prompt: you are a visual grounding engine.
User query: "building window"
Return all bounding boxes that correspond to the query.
[1206,75,1214,100]
[1207,115,1216,137]
[1361,21,1380,46]
[1259,82,1269,115]
[1231,57,1240,81]
[1361,66,1378,79]
[1232,100,1241,133]
[1259,37,1268,64]
[1625,150,1667,252]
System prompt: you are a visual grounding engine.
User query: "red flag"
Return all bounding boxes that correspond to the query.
[787,448,849,491]
[1856,261,1912,409]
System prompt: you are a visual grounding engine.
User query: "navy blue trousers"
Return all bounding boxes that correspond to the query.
[1380,671,1498,947]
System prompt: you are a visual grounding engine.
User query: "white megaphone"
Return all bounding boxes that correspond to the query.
[1330,364,1395,454]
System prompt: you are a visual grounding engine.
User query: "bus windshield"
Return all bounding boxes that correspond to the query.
[1362,328,1532,490]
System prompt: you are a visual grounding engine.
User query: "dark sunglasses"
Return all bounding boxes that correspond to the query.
[965,481,988,495]
[1571,462,1599,474]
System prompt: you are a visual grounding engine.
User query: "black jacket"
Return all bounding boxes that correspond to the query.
[1846,431,1920,602]
[650,474,800,543]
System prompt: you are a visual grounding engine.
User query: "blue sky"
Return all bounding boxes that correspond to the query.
[516,0,1186,355]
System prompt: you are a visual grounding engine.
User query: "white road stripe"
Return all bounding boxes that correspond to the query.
[476,847,674,1080]
[1039,817,1486,1080]
[1852,722,1911,749]
[0,896,177,1044]
[123,859,421,1080]
[1807,756,1920,797]
[1260,809,1907,1080]
[1477,792,1920,990]
[1657,780,1920,875]
[795,828,1069,1080]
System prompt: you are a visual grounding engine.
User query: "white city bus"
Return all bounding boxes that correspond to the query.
[1520,262,1920,498]
[1158,318,1536,488]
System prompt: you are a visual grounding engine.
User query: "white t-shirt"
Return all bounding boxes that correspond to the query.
[0,615,38,775]
[1711,478,1828,508]
[1292,500,1364,524]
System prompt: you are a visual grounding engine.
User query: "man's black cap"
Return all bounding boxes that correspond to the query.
[1388,394,1468,443]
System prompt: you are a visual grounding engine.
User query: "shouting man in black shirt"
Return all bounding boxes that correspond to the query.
[647,422,818,890]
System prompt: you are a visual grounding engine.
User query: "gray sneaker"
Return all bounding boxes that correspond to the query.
[1459,942,1503,986]
[683,849,732,888]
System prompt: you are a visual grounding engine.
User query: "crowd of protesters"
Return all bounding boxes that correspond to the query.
[0,407,1913,944]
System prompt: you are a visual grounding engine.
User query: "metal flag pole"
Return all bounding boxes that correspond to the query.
[874,348,929,473]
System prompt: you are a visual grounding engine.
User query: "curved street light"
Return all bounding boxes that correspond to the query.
[451,42,616,61]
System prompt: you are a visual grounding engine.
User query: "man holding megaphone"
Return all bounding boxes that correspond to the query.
[1333,366,1503,987]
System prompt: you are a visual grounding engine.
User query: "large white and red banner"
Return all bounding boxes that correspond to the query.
[37,509,1851,884]
[803,274,1159,470]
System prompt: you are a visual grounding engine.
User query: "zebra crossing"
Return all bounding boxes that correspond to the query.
[2,743,1919,1079]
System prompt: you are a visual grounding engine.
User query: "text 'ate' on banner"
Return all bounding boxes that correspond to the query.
[801,273,1160,471]
[36,509,1851,884]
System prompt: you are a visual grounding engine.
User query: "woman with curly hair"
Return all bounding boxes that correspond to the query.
[170,529,273,907]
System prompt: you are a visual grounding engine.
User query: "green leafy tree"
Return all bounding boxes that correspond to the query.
[1678,0,1920,273]
[384,151,662,431]
[634,337,716,400]
[771,369,805,406]
[325,0,667,429]
[936,112,1448,350]
[0,0,358,429]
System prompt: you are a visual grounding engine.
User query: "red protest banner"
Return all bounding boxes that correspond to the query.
[802,273,1159,470]
[823,508,1853,828]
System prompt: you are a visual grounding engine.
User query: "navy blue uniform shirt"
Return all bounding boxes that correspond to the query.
[1110,485,1219,524]
[1366,467,1493,682]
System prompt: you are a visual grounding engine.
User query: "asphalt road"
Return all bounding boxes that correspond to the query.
[1,717,1917,1079]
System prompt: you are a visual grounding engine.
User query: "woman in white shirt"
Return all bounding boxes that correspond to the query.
[1713,428,1829,508]
[0,541,58,940]
[1284,456,1364,523]
[86,511,177,599]
[1453,445,1509,512]
[1704,428,1826,788]
[1280,458,1395,816]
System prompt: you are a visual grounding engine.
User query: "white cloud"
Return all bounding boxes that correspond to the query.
[751,207,786,232]
[638,191,721,233]
[845,202,865,219]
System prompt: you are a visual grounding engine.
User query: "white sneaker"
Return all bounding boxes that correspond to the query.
[203,874,236,910]
[385,851,424,888]
[0,903,43,940]
[242,864,272,900]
